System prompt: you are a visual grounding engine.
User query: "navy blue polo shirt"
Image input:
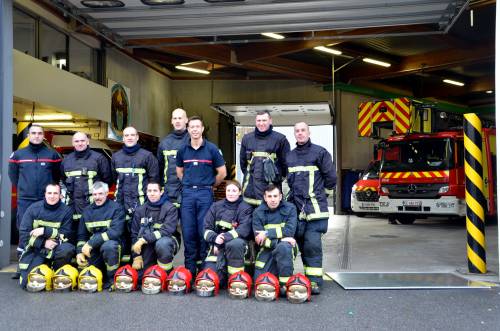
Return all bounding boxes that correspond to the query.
[176,139,225,187]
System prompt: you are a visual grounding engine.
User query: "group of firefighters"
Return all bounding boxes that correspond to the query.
[9,108,336,302]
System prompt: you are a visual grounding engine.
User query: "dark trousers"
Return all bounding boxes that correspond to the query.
[19,242,74,289]
[139,236,179,278]
[296,218,328,286]
[181,187,213,276]
[16,199,40,250]
[88,240,121,284]
[205,238,247,284]
[254,241,295,286]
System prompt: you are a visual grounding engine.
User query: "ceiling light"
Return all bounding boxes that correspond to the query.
[176,65,210,75]
[24,114,73,121]
[486,90,493,94]
[443,79,465,87]
[141,0,184,5]
[81,1,125,8]
[314,46,342,55]
[363,57,391,67]
[261,33,285,40]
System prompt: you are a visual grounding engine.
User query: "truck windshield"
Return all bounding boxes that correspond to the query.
[382,138,454,172]
[362,161,380,179]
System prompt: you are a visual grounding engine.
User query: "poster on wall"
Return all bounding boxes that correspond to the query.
[108,79,131,140]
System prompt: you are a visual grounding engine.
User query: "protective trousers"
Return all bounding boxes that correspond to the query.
[205,238,247,284]
[254,241,295,286]
[295,218,328,286]
[181,187,213,276]
[88,240,121,285]
[16,199,40,250]
[19,242,74,289]
[141,236,179,277]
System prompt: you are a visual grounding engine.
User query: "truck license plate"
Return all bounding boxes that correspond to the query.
[403,200,422,207]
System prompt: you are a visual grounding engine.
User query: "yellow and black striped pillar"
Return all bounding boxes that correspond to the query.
[463,113,487,273]
[16,121,31,149]
[230,164,236,180]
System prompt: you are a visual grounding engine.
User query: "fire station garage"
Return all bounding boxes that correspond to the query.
[0,0,498,292]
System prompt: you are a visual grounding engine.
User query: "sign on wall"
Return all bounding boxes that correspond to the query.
[108,79,130,140]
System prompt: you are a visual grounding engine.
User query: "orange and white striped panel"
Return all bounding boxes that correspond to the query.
[380,170,450,179]
[393,98,411,134]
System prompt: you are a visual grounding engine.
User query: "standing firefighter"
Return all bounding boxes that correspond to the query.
[253,184,298,293]
[240,111,290,207]
[131,182,181,276]
[76,181,126,289]
[158,108,190,205]
[287,122,336,294]
[18,183,74,290]
[61,132,112,232]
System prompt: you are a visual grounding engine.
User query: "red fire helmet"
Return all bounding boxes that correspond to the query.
[254,272,280,302]
[142,265,167,295]
[286,273,311,304]
[167,266,193,294]
[228,271,253,299]
[195,268,220,297]
[114,265,138,292]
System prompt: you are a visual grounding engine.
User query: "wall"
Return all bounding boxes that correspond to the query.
[106,48,172,138]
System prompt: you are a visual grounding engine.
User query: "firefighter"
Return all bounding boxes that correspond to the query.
[76,181,126,289]
[240,111,290,207]
[111,126,159,263]
[203,180,253,284]
[287,122,336,295]
[158,108,189,206]
[176,116,226,277]
[253,184,297,293]
[18,183,74,290]
[130,182,181,276]
[9,124,62,278]
[61,132,112,234]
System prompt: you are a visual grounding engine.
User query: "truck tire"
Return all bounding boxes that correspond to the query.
[355,212,366,218]
[397,215,416,225]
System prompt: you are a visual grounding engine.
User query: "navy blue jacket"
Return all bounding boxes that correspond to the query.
[287,140,336,221]
[77,199,126,252]
[61,148,112,214]
[111,147,159,212]
[240,128,290,206]
[19,200,73,251]
[253,201,297,248]
[157,130,189,201]
[203,197,253,244]
[9,143,62,201]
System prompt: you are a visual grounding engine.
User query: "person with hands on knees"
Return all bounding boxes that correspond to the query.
[252,184,298,295]
[76,181,126,290]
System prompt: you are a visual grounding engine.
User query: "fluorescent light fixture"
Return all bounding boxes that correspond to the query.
[314,46,342,55]
[175,65,210,75]
[81,1,125,8]
[141,0,184,5]
[24,114,73,121]
[443,79,465,87]
[261,33,285,40]
[363,57,391,67]
[486,90,493,94]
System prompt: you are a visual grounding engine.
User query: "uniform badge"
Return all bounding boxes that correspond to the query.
[193,161,198,166]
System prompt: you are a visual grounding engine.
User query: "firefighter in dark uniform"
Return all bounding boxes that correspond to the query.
[61,132,112,235]
[76,181,126,289]
[9,124,62,278]
[18,183,74,289]
[157,108,189,206]
[203,180,253,283]
[131,182,181,277]
[176,116,227,277]
[240,110,290,207]
[287,122,336,294]
[111,126,159,263]
[253,184,298,292]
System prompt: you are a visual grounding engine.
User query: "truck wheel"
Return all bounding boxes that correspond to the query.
[397,215,416,225]
[355,213,366,218]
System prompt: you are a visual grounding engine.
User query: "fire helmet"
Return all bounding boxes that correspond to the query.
[26,264,53,292]
[142,265,167,295]
[194,268,219,297]
[114,265,138,292]
[78,266,103,293]
[254,272,280,302]
[52,264,78,291]
[286,273,311,304]
[167,266,192,295]
[228,271,252,299]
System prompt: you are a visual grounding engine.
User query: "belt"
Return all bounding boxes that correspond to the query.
[184,185,212,189]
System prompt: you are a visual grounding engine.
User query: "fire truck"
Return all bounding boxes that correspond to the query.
[351,160,381,216]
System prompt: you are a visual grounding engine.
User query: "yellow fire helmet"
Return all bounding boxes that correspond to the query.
[78,266,103,293]
[26,264,54,292]
[52,265,79,291]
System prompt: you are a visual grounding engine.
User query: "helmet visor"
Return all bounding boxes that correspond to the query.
[142,277,162,295]
[115,275,134,292]
[27,274,47,292]
[255,283,276,302]
[228,281,248,299]
[53,276,73,291]
[168,279,187,294]
[79,276,98,293]
[287,284,309,304]
[195,279,215,297]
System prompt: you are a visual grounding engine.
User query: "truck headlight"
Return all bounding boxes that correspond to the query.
[381,186,389,194]
[438,186,449,194]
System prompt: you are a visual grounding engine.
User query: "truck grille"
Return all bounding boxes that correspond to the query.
[355,191,379,202]
[385,183,446,199]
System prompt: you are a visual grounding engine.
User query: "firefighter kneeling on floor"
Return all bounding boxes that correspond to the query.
[76,181,126,290]
[253,184,298,294]
[130,182,181,277]
[203,180,253,285]
[19,183,74,291]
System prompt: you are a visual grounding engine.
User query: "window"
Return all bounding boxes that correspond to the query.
[13,9,36,56]
[40,22,68,70]
[69,37,99,82]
